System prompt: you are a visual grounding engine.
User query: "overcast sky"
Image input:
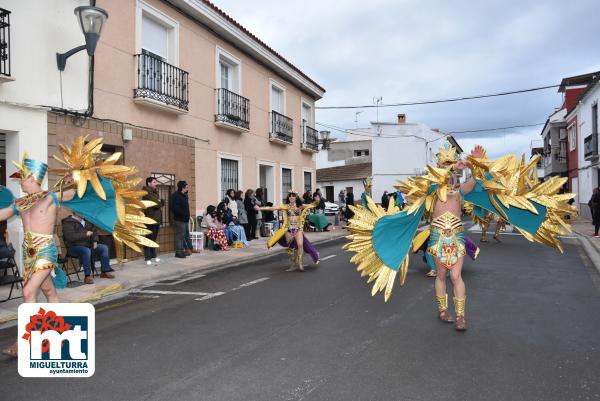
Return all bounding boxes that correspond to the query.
[213,0,600,159]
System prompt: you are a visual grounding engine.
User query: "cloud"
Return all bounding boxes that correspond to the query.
[212,0,600,158]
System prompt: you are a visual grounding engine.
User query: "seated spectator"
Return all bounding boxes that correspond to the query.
[62,212,115,284]
[204,205,229,251]
[262,202,280,231]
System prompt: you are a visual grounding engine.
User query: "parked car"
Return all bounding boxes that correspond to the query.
[324,201,339,216]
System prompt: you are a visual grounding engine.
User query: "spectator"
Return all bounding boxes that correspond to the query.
[593,188,600,237]
[142,177,164,266]
[224,189,238,220]
[338,189,346,206]
[392,190,405,209]
[255,188,264,233]
[171,180,190,258]
[381,190,390,210]
[345,191,355,220]
[262,202,280,231]
[313,190,326,213]
[303,190,313,204]
[62,213,115,284]
[204,205,229,250]
[244,189,260,240]
[589,188,598,224]
[235,190,249,238]
[217,201,234,226]
[311,193,331,231]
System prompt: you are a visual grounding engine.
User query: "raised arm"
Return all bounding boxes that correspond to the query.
[0,206,15,222]
[57,189,77,203]
[457,145,485,196]
[300,201,319,210]
[259,205,280,212]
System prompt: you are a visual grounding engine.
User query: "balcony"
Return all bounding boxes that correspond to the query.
[301,123,319,152]
[134,53,189,113]
[214,88,250,132]
[0,8,12,83]
[584,133,598,161]
[270,111,293,145]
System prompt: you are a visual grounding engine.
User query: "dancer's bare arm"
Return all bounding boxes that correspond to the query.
[457,145,485,196]
[0,206,15,222]
[58,189,76,202]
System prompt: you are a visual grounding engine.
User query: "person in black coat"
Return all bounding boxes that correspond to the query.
[345,191,355,220]
[171,181,190,258]
[381,190,390,210]
[244,189,259,240]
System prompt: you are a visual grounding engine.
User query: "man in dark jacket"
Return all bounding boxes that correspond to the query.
[62,213,115,284]
[171,180,190,258]
[143,177,164,266]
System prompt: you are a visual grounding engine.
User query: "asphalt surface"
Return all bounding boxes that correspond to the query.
[1,230,599,401]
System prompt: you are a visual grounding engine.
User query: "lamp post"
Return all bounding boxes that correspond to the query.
[319,130,331,150]
[56,6,109,71]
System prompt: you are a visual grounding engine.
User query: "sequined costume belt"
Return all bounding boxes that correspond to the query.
[22,231,57,284]
[427,212,465,269]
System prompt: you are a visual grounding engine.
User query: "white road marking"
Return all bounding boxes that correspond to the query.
[239,277,270,287]
[320,254,337,261]
[130,294,161,299]
[194,293,226,301]
[155,273,206,286]
[132,289,220,296]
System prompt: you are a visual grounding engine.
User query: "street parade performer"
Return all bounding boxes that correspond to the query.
[344,142,576,331]
[361,176,373,208]
[261,189,320,272]
[1,136,158,357]
[464,201,507,243]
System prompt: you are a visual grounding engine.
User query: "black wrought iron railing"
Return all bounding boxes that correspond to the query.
[585,133,599,160]
[215,88,250,129]
[302,123,319,151]
[134,53,189,111]
[270,111,293,144]
[0,8,11,77]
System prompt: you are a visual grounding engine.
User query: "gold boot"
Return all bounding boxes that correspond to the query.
[297,248,305,271]
[285,249,297,272]
[453,297,467,331]
[436,294,454,323]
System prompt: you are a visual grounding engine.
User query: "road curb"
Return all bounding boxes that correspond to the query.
[573,231,600,274]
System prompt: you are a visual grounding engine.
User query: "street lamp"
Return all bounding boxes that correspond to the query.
[56,6,109,71]
[319,130,331,150]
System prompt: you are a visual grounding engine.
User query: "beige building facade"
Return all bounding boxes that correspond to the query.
[49,0,325,253]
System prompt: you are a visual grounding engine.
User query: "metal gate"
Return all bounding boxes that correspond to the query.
[221,158,239,201]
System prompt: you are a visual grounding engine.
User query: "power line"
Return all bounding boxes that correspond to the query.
[315,121,545,138]
[315,84,559,110]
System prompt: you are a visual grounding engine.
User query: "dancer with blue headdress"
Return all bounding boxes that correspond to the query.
[1,136,158,357]
[344,141,576,331]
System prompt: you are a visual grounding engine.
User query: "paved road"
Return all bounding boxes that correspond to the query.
[1,231,599,401]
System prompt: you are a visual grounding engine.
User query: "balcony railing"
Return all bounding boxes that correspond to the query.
[215,88,250,130]
[270,111,293,144]
[0,8,11,78]
[302,123,319,152]
[584,133,598,161]
[134,53,189,111]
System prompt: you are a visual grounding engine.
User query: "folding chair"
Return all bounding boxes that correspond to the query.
[0,245,23,302]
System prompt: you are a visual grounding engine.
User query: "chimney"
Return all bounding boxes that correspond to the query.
[432,128,440,133]
[397,113,406,124]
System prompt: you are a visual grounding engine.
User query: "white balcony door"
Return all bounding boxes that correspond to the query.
[220,62,231,91]
[141,15,168,94]
[301,103,311,143]
[271,86,284,114]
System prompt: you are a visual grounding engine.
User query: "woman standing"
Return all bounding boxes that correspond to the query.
[260,190,320,271]
[244,189,259,240]
[224,189,238,221]
[235,190,249,238]
[345,191,355,220]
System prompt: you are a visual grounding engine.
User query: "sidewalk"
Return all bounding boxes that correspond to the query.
[568,217,600,273]
[0,227,347,327]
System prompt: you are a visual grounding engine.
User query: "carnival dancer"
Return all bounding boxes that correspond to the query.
[1,136,158,357]
[261,189,320,272]
[344,142,576,332]
[360,176,372,209]
[477,210,507,243]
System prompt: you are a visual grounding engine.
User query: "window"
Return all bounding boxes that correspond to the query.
[568,124,577,151]
[301,102,312,127]
[270,81,285,114]
[152,173,175,227]
[354,149,369,157]
[303,171,312,193]
[217,48,241,93]
[137,1,178,64]
[142,15,168,60]
[221,159,239,201]
[281,168,292,201]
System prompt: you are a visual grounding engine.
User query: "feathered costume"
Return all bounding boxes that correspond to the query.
[3,136,158,289]
[344,143,577,302]
[266,196,320,270]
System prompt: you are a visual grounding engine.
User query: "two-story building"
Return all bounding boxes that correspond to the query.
[43,0,325,254]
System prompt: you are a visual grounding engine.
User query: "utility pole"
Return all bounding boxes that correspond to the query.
[373,96,382,123]
[354,111,363,128]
